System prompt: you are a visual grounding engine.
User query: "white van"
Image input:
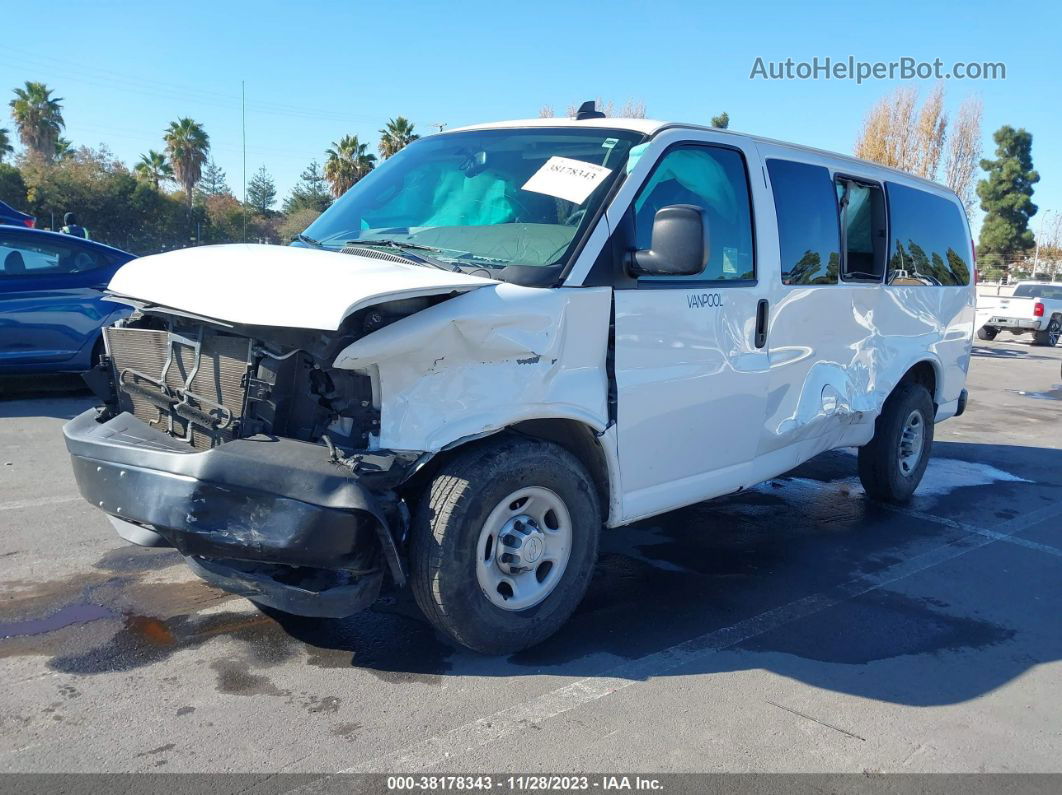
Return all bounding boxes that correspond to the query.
[65,110,975,653]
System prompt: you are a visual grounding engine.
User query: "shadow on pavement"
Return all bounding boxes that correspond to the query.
[10,442,1057,710]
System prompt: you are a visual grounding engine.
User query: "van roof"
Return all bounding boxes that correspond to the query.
[447,117,954,196]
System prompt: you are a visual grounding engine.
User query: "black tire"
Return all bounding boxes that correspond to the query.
[410,436,601,654]
[858,382,935,504]
[1032,316,1061,347]
[976,325,998,341]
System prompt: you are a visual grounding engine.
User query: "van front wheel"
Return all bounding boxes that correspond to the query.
[858,383,935,504]
[410,437,601,654]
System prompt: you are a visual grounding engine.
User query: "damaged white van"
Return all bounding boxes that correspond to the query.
[65,109,975,653]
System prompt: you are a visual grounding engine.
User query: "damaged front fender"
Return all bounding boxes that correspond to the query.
[332,283,614,453]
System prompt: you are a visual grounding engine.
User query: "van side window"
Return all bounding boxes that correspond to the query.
[835,179,887,281]
[633,146,754,281]
[885,182,971,286]
[766,159,840,285]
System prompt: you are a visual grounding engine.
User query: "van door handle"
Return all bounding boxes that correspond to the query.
[754,299,769,348]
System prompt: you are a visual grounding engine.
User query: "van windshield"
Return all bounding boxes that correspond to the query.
[300,127,645,271]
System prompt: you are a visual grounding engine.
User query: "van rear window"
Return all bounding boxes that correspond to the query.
[766,160,841,285]
[885,183,971,286]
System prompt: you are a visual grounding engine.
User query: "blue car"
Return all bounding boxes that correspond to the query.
[0,227,136,373]
[0,200,36,228]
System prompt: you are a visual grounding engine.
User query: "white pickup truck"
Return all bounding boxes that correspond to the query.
[977,282,1062,346]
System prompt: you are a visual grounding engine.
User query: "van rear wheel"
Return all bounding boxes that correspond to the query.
[409,436,601,654]
[858,382,935,504]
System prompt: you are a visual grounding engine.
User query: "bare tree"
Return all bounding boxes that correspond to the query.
[617,99,647,119]
[855,85,919,170]
[855,83,981,209]
[912,84,947,179]
[942,96,983,214]
[538,105,555,118]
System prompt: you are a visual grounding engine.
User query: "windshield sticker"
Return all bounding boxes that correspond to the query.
[522,156,612,204]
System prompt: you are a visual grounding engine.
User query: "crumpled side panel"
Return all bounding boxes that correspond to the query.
[332,284,613,453]
[762,284,974,456]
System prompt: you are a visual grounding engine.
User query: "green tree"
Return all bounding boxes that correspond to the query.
[278,207,322,243]
[196,158,230,200]
[378,116,419,159]
[134,150,173,190]
[246,165,277,215]
[0,163,27,207]
[164,117,210,208]
[54,136,74,161]
[283,160,332,213]
[977,126,1039,271]
[9,81,65,161]
[324,135,375,197]
[0,128,13,163]
[711,112,729,129]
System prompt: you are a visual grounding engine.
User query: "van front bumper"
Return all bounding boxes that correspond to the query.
[63,409,412,616]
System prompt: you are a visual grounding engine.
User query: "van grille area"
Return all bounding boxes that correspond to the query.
[105,327,252,450]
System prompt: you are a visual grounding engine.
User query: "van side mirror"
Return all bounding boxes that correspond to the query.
[628,205,708,277]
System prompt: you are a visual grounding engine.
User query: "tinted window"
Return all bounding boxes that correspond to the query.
[634,146,754,281]
[1013,284,1062,300]
[885,182,970,286]
[0,236,105,278]
[767,160,840,285]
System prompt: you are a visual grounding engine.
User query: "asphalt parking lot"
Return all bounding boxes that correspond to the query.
[1,337,1060,778]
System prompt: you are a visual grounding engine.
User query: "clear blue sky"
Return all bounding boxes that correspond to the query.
[2,0,1058,236]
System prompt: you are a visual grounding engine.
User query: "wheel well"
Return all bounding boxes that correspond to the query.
[898,361,937,406]
[508,419,610,513]
[401,419,611,517]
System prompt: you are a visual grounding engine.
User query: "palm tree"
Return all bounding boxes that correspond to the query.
[134,150,174,190]
[9,81,65,161]
[0,127,13,163]
[324,135,376,196]
[378,117,419,159]
[54,136,74,161]
[163,117,210,207]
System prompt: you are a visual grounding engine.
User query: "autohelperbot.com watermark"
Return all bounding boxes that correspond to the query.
[750,55,1006,83]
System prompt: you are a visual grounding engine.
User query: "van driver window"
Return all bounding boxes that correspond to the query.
[633,146,755,281]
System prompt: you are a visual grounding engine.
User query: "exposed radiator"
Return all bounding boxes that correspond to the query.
[105,327,252,450]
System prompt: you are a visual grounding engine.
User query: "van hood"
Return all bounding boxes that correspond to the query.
[107,244,495,330]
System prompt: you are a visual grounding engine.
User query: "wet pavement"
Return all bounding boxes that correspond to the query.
[1,337,1060,776]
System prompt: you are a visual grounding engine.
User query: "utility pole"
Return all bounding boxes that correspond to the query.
[242,80,248,243]
[430,121,447,133]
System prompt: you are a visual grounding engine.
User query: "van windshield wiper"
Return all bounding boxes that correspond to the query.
[344,239,459,271]
[295,233,323,248]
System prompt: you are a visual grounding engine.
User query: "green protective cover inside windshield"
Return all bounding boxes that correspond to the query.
[420,170,518,227]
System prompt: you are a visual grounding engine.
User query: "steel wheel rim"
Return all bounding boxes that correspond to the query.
[897,409,925,476]
[475,486,572,611]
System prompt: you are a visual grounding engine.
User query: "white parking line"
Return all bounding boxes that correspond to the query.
[295,500,1062,780]
[0,495,80,512]
[881,504,1062,559]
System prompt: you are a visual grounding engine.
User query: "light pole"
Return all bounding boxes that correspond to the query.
[1032,208,1055,276]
